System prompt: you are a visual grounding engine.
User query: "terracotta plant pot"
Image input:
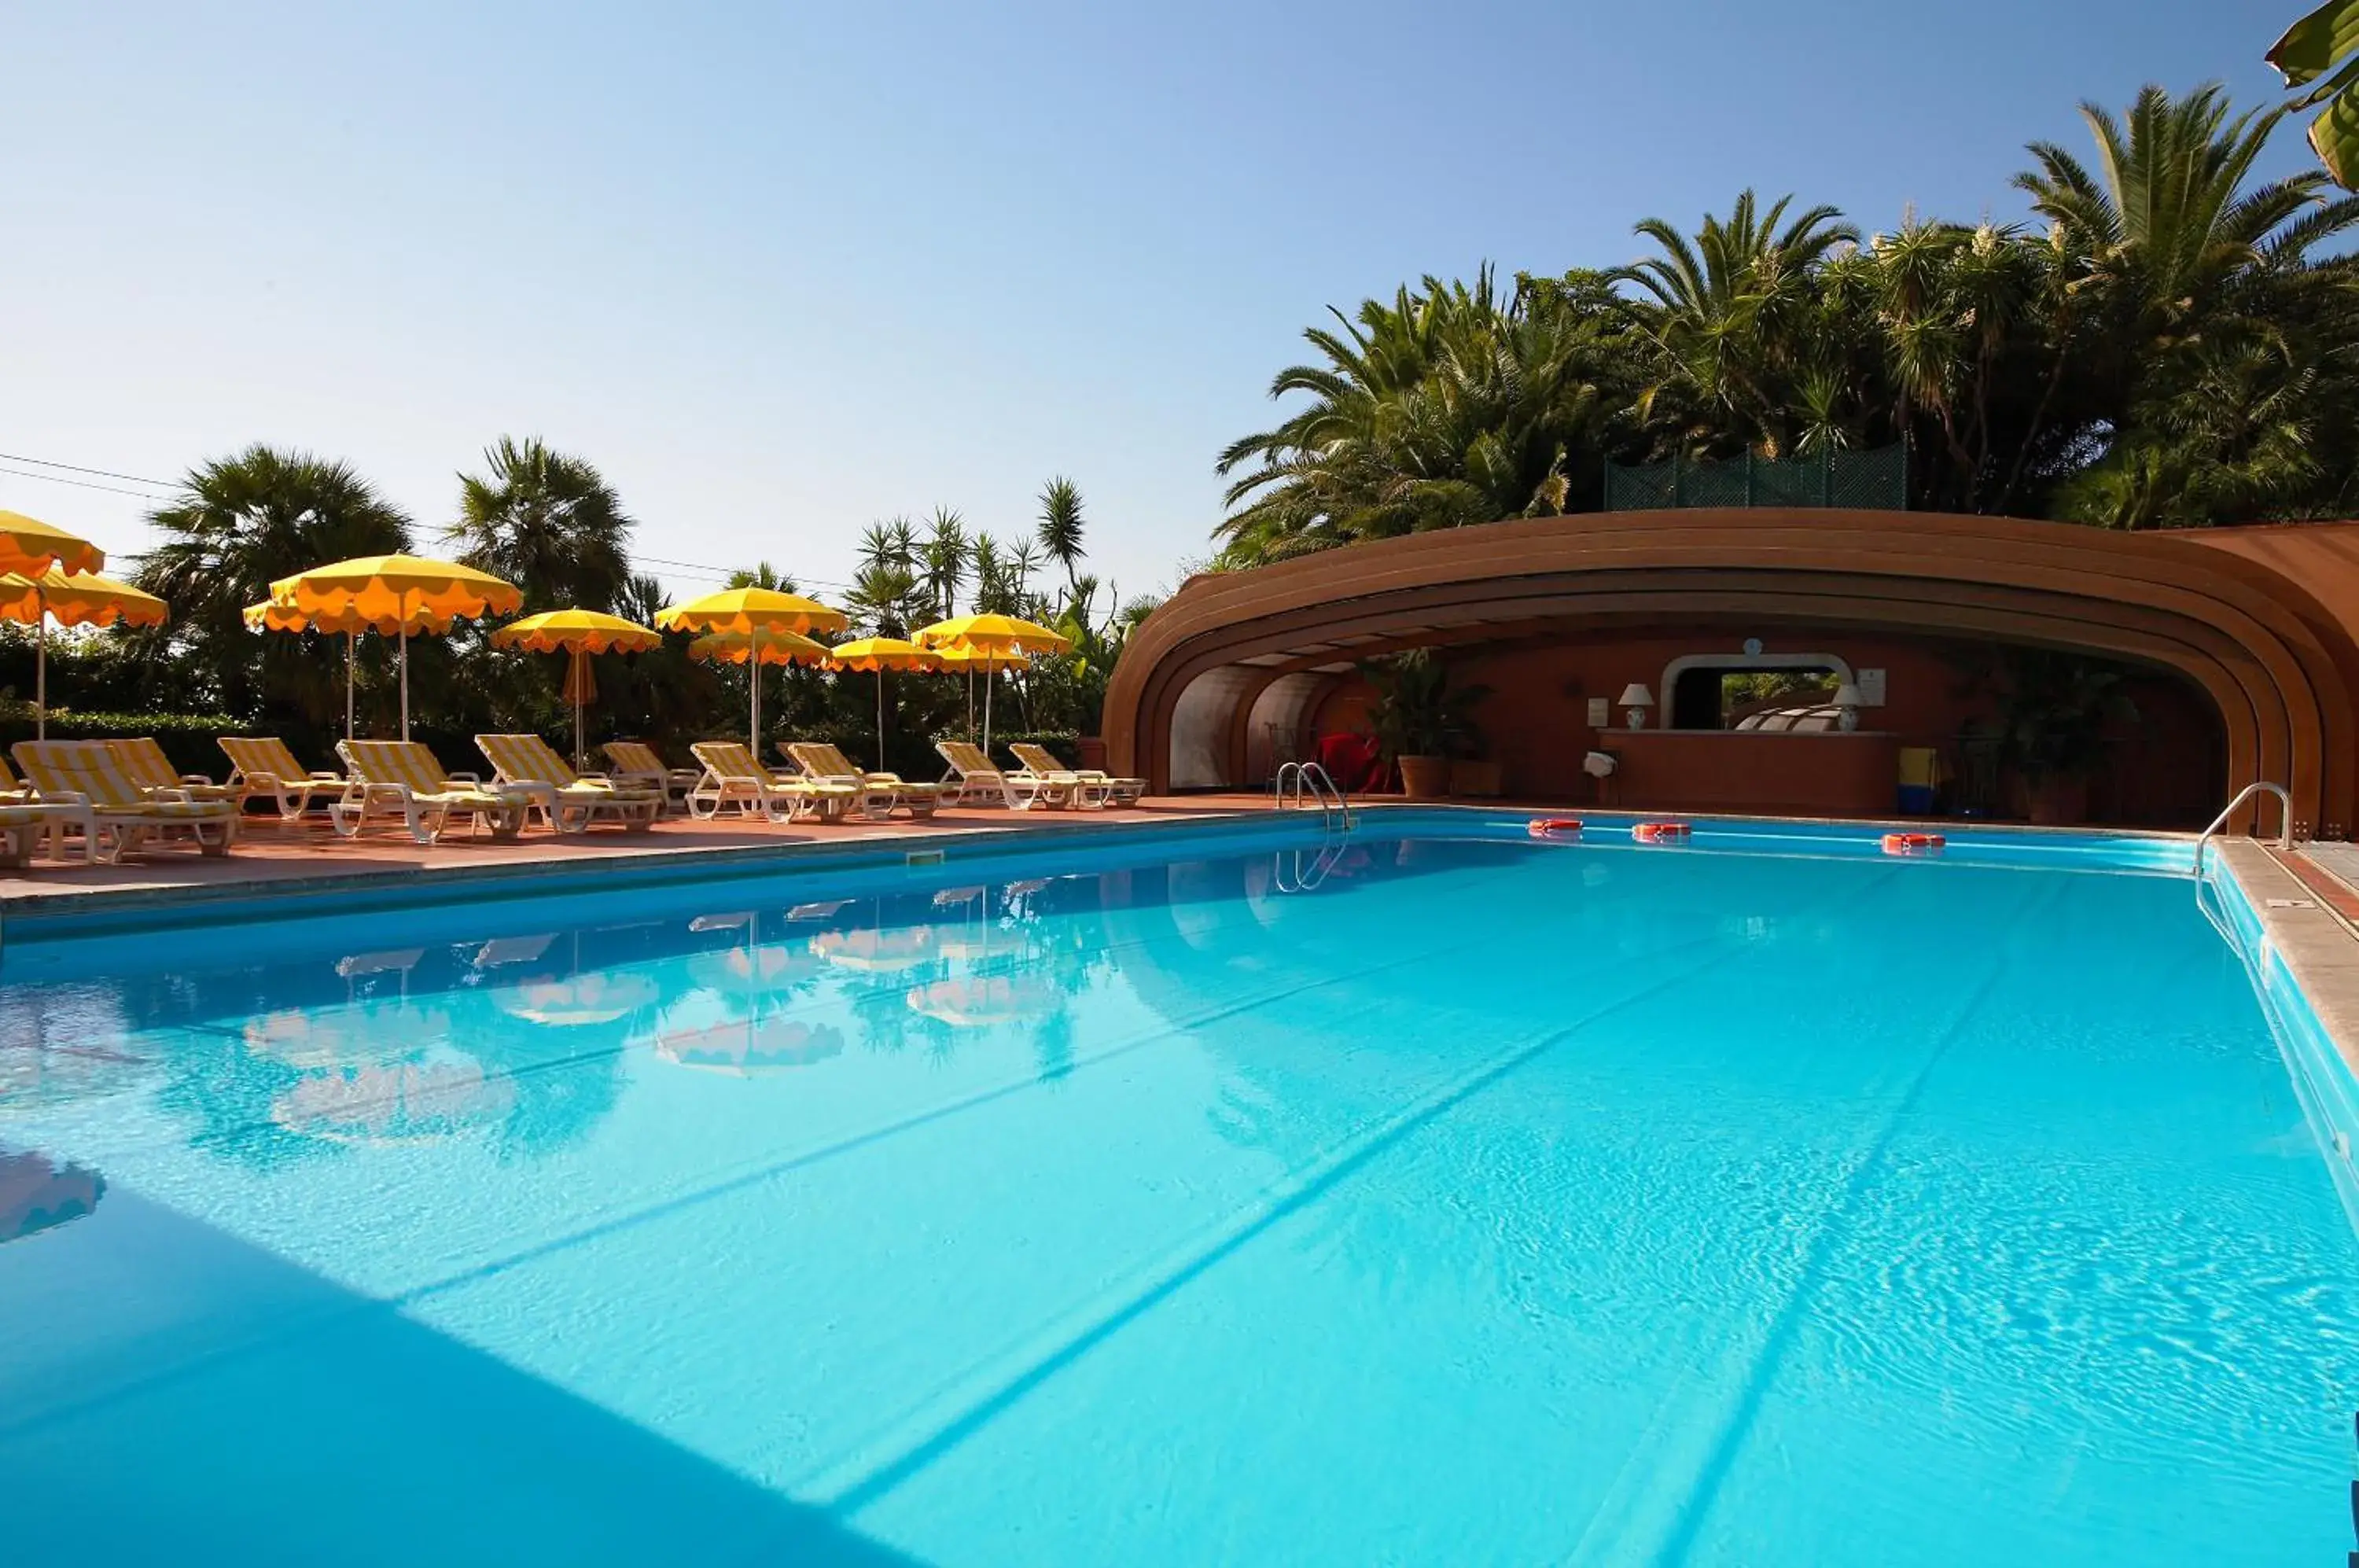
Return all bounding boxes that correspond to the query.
[1448,760,1503,797]
[2026,775,2088,826]
[1397,755,1451,799]
[1076,736,1108,771]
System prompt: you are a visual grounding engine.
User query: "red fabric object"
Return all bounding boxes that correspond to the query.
[1316,732,1383,793]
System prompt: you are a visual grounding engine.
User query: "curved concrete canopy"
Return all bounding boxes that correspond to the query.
[1103,510,2359,835]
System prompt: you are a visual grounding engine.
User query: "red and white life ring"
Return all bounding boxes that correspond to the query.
[1632,821,1691,845]
[1881,832,1945,856]
[1526,818,1584,840]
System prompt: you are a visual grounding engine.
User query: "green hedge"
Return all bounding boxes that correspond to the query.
[0,712,251,778]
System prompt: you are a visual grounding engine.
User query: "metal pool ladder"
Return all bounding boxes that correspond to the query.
[2192,781,2293,874]
[1272,760,1354,833]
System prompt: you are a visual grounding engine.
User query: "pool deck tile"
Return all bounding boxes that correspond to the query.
[0,797,1275,907]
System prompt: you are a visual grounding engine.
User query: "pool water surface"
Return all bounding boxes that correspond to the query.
[0,824,2350,1566]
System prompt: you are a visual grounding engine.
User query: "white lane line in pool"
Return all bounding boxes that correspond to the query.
[797,899,1846,1520]
[1561,874,2058,1568]
[0,928,1538,1445]
[376,919,1536,1308]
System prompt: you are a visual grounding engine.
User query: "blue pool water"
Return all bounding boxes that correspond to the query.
[0,818,2351,1566]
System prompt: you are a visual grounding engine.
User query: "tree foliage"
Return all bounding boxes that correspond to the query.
[1215,84,2359,565]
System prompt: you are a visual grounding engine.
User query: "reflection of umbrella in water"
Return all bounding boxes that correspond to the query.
[270,1060,517,1146]
[811,924,937,973]
[655,1018,846,1076]
[491,970,661,1027]
[0,1150,105,1244]
[244,1003,456,1070]
[690,942,820,990]
[906,975,1058,1028]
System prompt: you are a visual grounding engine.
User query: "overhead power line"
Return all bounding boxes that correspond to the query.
[0,465,174,500]
[0,451,179,488]
[0,447,870,591]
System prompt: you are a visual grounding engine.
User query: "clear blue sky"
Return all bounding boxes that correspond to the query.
[0,1,2313,605]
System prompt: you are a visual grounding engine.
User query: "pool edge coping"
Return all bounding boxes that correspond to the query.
[2220,841,2359,1080]
[0,801,2208,947]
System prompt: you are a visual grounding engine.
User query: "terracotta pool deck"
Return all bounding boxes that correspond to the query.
[0,795,1281,906]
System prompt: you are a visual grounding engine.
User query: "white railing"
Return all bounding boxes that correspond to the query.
[2192,781,2293,874]
[1272,760,1354,832]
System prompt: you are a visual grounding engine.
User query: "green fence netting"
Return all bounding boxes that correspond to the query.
[1603,444,1908,512]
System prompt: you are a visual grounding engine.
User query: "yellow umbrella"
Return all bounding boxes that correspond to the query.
[0,511,105,580]
[911,614,1073,755]
[245,599,457,743]
[0,571,167,738]
[682,627,833,753]
[653,587,848,639]
[269,556,523,739]
[824,636,944,771]
[489,609,662,767]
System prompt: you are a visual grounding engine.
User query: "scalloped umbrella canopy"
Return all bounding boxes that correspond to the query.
[911,614,1072,754]
[490,609,661,655]
[686,627,834,752]
[809,923,937,973]
[905,974,1058,1028]
[654,1018,846,1077]
[823,637,944,771]
[0,511,104,580]
[491,969,662,1028]
[491,610,663,764]
[268,556,522,740]
[910,613,1071,656]
[245,598,458,744]
[654,587,848,639]
[0,570,166,739]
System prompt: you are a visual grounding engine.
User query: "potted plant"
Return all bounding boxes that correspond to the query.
[1994,650,2136,825]
[1361,650,1491,800]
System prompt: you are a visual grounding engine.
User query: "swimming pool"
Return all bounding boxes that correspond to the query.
[0,813,2350,1566]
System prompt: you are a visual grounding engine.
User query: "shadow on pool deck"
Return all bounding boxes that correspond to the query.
[0,1182,928,1568]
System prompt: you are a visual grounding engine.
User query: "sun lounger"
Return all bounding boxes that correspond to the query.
[686,741,856,823]
[110,738,242,802]
[333,740,531,844]
[934,739,1061,810]
[477,734,662,834]
[1007,742,1137,806]
[0,753,91,863]
[219,736,347,822]
[11,740,241,860]
[602,740,701,813]
[782,742,949,819]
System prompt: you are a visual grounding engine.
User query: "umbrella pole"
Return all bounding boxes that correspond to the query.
[966,668,974,738]
[33,589,46,742]
[876,669,887,771]
[399,624,410,742]
[750,654,762,754]
[983,668,994,758]
[572,650,587,767]
[344,631,355,744]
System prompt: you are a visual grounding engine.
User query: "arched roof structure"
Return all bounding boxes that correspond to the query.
[1103,510,2359,836]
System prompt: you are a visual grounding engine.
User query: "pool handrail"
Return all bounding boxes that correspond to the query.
[2193,781,2293,874]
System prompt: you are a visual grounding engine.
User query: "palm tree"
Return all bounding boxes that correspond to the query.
[135,444,413,719]
[725,561,797,591]
[2016,83,2359,524]
[1620,191,1862,458]
[1215,267,1625,565]
[445,437,635,613]
[1037,477,1087,598]
[847,561,922,639]
[922,506,970,620]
